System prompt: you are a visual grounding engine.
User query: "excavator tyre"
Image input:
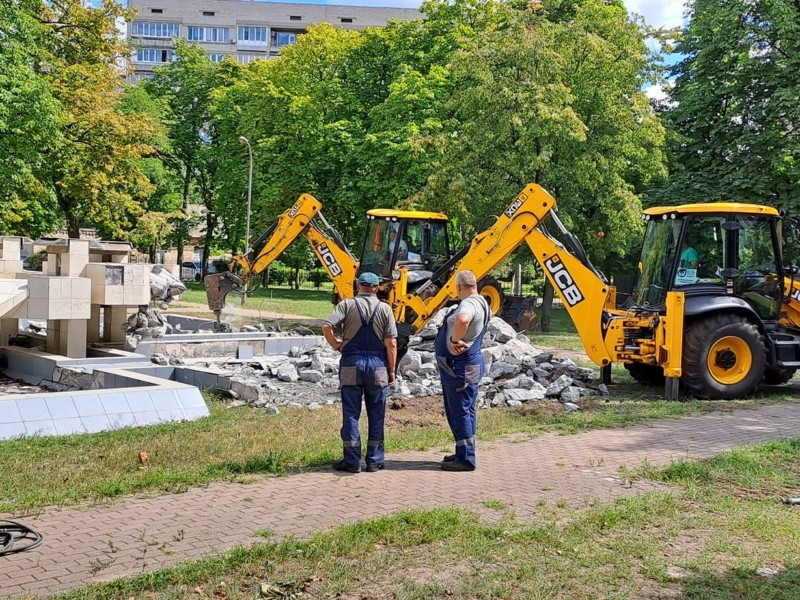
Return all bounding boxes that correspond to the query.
[499,295,539,332]
[204,272,244,313]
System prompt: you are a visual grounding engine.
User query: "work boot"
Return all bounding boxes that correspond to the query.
[365,463,385,473]
[441,460,475,472]
[332,459,360,473]
[442,454,456,462]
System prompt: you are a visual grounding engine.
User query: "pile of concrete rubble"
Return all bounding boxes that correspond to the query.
[189,315,607,414]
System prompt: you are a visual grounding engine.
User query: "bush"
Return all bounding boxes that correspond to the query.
[26,251,46,271]
[307,268,328,288]
[267,263,292,286]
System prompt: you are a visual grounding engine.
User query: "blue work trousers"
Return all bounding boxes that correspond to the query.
[442,381,478,468]
[341,384,387,468]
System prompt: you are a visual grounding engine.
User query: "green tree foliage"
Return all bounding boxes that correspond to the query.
[0,0,160,239]
[0,0,61,235]
[421,0,666,272]
[144,41,238,260]
[151,0,665,288]
[652,0,800,211]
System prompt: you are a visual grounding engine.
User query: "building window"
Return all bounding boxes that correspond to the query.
[236,53,264,65]
[237,26,268,43]
[272,31,297,46]
[208,53,225,62]
[202,11,215,16]
[135,48,175,63]
[340,18,353,23]
[131,21,180,38]
[150,8,163,14]
[188,26,229,42]
[289,15,302,21]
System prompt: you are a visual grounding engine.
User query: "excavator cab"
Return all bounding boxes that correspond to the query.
[358,210,451,287]
[633,205,784,320]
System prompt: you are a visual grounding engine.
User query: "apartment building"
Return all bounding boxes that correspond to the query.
[127,0,421,78]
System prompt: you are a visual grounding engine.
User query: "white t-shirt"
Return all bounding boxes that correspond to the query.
[444,295,489,349]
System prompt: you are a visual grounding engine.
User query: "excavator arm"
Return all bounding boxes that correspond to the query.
[205,194,358,317]
[397,184,622,366]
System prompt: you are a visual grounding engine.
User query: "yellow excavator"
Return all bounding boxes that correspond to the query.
[204,194,536,330]
[206,183,800,400]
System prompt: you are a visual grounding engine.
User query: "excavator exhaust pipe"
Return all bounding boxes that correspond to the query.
[204,272,245,316]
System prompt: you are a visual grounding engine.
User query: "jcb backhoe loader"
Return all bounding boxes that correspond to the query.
[204,195,536,330]
[208,183,800,400]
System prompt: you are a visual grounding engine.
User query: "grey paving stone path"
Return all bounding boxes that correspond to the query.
[3,402,800,599]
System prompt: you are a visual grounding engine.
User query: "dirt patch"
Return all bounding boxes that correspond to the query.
[385,395,445,426]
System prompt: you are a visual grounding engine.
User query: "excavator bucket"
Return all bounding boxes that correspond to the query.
[204,272,244,313]
[499,295,540,332]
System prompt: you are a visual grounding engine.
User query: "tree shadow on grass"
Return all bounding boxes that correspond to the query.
[682,564,800,599]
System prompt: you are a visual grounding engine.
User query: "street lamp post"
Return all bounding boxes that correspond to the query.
[238,136,253,256]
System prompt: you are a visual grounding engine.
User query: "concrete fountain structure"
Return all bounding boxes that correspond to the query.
[0,236,214,440]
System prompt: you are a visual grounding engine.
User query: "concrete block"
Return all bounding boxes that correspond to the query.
[27,277,48,300]
[91,284,104,304]
[106,412,137,428]
[0,400,23,424]
[80,414,110,433]
[0,259,21,274]
[69,300,91,320]
[73,394,105,417]
[123,285,149,305]
[125,390,156,413]
[182,406,209,420]
[149,390,181,410]
[1,237,21,261]
[104,286,124,305]
[25,419,58,436]
[157,408,184,422]
[73,278,91,300]
[178,388,209,408]
[17,397,49,421]
[69,239,90,257]
[133,410,161,426]
[45,396,79,419]
[0,421,26,439]
[101,392,129,414]
[53,417,84,435]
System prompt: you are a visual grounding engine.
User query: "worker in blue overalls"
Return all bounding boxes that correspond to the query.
[322,272,398,473]
[435,270,490,472]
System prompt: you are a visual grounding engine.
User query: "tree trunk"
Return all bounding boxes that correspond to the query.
[177,164,192,265]
[202,210,216,278]
[540,279,554,333]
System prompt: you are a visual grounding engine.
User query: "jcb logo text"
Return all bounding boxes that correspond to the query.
[504,198,523,218]
[288,203,301,218]
[544,255,584,307]
[317,242,343,277]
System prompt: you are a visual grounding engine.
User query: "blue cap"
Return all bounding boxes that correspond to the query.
[357,272,380,286]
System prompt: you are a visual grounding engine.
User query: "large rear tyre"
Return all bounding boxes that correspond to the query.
[478,276,505,317]
[682,314,766,399]
[624,363,665,387]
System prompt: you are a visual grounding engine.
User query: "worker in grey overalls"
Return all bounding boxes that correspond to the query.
[322,272,398,473]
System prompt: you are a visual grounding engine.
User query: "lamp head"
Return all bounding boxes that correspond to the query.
[238,136,249,146]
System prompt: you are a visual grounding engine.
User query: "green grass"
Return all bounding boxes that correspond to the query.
[176,282,334,319]
[49,439,800,599]
[2,381,797,515]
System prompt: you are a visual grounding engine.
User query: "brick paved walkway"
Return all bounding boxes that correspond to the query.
[3,402,800,599]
